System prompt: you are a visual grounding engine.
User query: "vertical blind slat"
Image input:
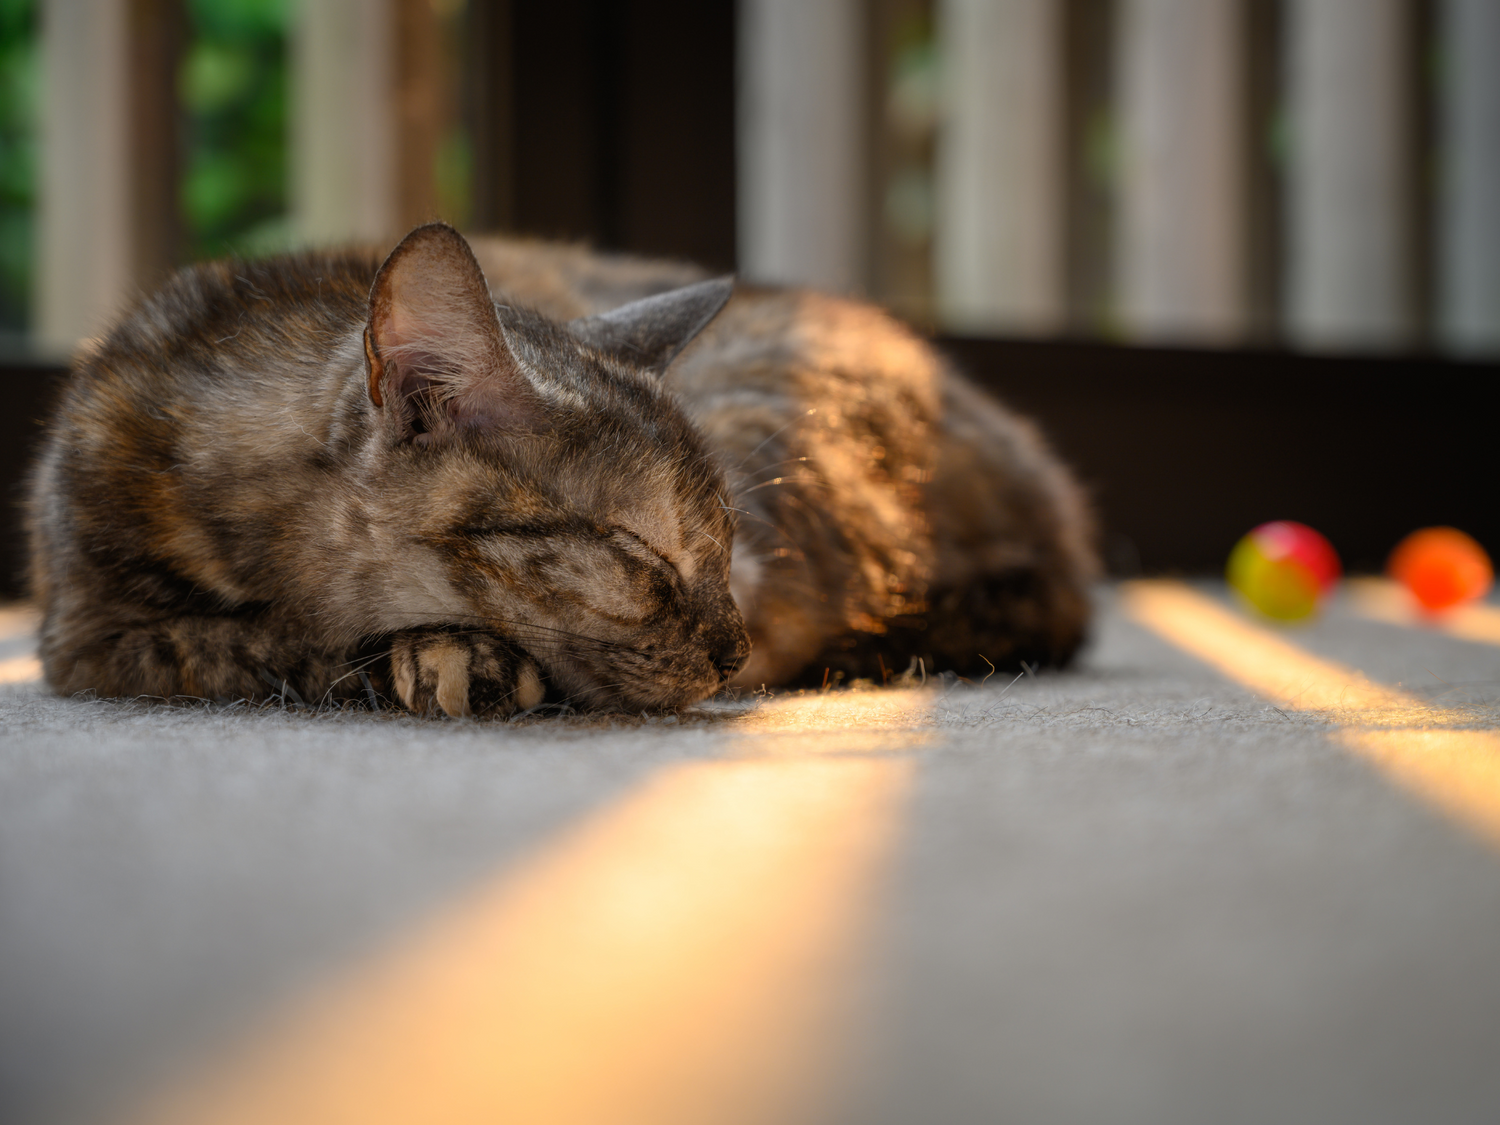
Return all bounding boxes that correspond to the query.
[935,0,1066,333]
[1439,0,1500,353]
[738,0,866,292]
[1117,0,1247,343]
[1286,0,1416,349]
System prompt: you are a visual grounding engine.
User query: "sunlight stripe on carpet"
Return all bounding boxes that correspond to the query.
[0,605,41,684]
[1346,576,1500,647]
[128,696,923,1125]
[0,654,42,684]
[1122,580,1500,849]
[0,604,38,641]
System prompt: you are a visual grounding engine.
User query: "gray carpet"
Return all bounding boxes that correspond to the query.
[4,586,1500,1125]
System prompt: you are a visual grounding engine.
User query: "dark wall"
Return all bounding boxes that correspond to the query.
[476,0,738,271]
[0,364,60,598]
[7,343,1496,600]
[943,337,1500,576]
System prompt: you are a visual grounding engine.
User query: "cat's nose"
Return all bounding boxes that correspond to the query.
[716,647,748,683]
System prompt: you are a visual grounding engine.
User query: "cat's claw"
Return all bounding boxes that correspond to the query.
[390,631,545,718]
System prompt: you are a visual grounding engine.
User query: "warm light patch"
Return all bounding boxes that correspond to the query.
[127,699,925,1125]
[1339,729,1500,848]
[0,655,42,685]
[1124,580,1500,850]
[0,604,39,641]
[727,687,941,757]
[1120,581,1421,722]
[738,685,937,732]
[0,605,40,685]
[1348,577,1500,648]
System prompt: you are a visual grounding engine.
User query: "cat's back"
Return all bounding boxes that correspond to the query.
[63,250,376,411]
[469,234,941,433]
[469,236,1094,678]
[28,251,379,612]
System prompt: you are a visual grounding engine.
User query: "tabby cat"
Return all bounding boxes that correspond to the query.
[26,223,1094,716]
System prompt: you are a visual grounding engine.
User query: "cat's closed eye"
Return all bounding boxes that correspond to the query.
[457,520,562,540]
[607,527,683,583]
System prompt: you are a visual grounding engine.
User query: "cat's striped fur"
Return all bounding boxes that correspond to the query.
[27,223,1094,715]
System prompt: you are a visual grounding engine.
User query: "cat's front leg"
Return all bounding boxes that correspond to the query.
[389,629,546,718]
[38,613,362,705]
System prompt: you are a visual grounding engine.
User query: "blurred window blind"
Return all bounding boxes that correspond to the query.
[745,0,1500,355]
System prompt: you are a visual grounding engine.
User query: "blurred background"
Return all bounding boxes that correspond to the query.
[1,0,1496,590]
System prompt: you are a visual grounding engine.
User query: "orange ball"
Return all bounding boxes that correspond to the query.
[1387,527,1493,612]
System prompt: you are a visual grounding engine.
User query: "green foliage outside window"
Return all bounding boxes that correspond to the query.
[180,0,290,260]
[0,0,36,334]
[0,0,291,335]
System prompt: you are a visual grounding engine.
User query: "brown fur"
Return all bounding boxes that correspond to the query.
[471,239,1098,687]
[27,224,1094,715]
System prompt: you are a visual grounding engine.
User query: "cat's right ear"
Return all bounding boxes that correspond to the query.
[568,277,735,375]
[365,222,538,443]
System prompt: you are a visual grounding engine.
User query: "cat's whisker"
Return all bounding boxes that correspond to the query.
[471,623,637,654]
[334,649,393,674]
[720,505,792,543]
[738,454,814,480]
[733,408,817,471]
[421,615,646,658]
[748,489,829,546]
[319,651,394,706]
[739,476,789,495]
[737,471,833,499]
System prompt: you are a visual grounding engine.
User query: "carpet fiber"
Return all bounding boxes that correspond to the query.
[4,583,1500,1125]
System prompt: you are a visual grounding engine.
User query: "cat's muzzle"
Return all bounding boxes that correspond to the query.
[715,648,748,684]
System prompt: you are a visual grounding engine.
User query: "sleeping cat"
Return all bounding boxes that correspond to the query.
[27,222,1095,716]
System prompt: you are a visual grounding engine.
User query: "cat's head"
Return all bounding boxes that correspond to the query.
[362,222,749,711]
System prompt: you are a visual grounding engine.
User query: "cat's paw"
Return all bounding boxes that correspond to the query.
[389,631,546,718]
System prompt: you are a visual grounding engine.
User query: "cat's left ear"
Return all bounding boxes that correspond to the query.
[365,222,538,442]
[568,277,735,375]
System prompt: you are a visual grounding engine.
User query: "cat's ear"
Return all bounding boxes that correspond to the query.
[365,222,537,442]
[568,277,734,375]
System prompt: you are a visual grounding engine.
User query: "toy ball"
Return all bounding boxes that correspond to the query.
[1227,520,1342,620]
[1387,527,1493,613]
